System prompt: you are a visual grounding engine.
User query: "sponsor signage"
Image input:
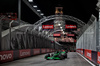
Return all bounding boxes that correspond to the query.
[77,49,82,54]
[67,34,75,36]
[50,49,52,52]
[33,49,40,55]
[0,51,13,63]
[51,49,53,52]
[84,49,91,60]
[52,49,54,52]
[78,49,81,53]
[42,25,53,29]
[76,49,78,53]
[53,34,61,36]
[80,49,83,55]
[47,49,50,53]
[19,49,30,58]
[41,49,46,53]
[66,25,77,29]
[97,52,100,64]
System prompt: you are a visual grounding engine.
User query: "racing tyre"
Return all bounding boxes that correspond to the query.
[64,53,67,58]
[59,54,64,60]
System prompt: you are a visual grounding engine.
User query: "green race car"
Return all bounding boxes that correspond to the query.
[45,50,67,60]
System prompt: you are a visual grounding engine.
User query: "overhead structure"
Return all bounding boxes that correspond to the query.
[22,0,44,18]
[33,15,86,30]
[54,7,65,33]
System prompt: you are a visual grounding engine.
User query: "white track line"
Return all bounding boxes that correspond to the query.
[77,53,96,66]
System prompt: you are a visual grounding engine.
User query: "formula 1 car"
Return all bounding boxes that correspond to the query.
[44,50,67,60]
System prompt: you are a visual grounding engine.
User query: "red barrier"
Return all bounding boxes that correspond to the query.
[41,49,46,54]
[0,49,56,63]
[0,51,13,63]
[33,49,40,55]
[97,52,100,64]
[51,49,53,52]
[19,49,31,58]
[84,49,92,60]
[46,49,50,53]
[52,49,55,52]
[50,49,52,52]
[77,49,81,53]
[80,49,83,55]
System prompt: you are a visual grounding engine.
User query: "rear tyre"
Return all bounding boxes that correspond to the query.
[64,53,67,58]
[59,54,64,60]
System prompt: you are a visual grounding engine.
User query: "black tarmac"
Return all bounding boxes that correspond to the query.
[0,52,92,66]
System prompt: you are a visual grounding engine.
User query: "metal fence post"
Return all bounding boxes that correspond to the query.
[9,20,14,50]
[96,1,100,65]
[96,0,100,51]
[0,19,2,51]
[0,16,5,51]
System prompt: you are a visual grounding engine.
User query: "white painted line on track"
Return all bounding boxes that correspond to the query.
[77,53,96,66]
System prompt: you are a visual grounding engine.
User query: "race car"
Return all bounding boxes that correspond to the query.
[60,49,67,58]
[44,50,67,60]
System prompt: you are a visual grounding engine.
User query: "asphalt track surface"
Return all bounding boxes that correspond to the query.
[0,52,92,66]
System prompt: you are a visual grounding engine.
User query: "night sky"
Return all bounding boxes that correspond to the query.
[34,0,98,23]
[0,0,98,24]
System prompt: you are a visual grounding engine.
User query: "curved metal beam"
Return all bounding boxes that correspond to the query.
[33,15,86,30]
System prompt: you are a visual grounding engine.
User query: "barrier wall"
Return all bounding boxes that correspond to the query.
[76,15,99,65]
[76,15,97,51]
[77,49,99,65]
[0,48,55,63]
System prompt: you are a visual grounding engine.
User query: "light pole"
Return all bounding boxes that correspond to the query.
[96,0,100,51]
[96,1,100,66]
[18,0,21,25]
